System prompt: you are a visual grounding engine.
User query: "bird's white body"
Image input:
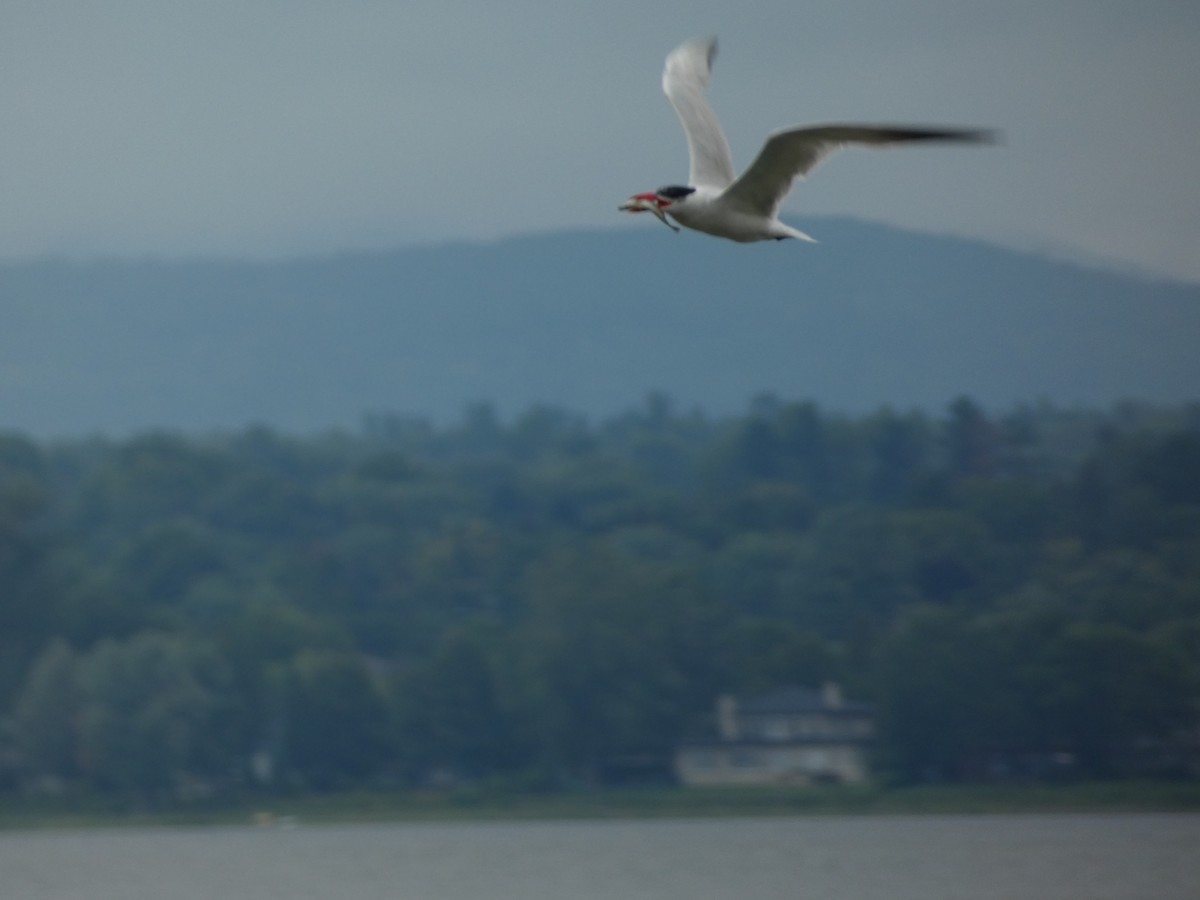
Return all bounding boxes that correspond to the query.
[621,37,992,243]
[664,185,815,243]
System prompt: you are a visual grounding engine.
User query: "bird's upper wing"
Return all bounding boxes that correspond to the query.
[662,37,736,191]
[720,124,994,218]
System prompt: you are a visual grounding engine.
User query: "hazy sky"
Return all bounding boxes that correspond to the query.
[3,1,1198,281]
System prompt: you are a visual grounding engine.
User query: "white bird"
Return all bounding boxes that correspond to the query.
[620,37,995,242]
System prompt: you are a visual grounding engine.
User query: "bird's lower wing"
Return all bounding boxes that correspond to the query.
[720,124,995,218]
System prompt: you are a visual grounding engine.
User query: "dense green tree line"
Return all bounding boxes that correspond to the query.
[1,396,1198,797]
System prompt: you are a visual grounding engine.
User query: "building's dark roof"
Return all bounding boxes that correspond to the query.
[677,734,873,750]
[738,686,872,716]
[674,685,875,747]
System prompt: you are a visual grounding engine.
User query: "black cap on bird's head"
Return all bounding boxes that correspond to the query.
[655,185,696,200]
[619,185,695,231]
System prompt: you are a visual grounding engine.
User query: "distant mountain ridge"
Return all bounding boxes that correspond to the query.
[2,218,1198,436]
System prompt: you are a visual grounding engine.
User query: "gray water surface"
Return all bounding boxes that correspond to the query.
[2,813,1197,900]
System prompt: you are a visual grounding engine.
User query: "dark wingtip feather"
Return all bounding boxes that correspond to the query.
[900,127,1002,145]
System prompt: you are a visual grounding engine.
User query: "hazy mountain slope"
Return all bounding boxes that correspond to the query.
[2,219,1197,435]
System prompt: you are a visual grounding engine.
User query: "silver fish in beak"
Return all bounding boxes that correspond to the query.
[619,193,680,232]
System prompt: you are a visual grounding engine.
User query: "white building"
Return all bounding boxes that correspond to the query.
[675,684,874,786]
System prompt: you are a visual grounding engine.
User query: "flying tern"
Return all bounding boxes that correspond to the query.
[620,37,994,242]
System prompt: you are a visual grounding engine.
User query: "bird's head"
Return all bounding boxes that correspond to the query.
[619,191,667,214]
[619,185,695,231]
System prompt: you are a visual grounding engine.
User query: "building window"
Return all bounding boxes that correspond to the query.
[731,750,760,768]
[763,719,789,741]
[805,749,831,771]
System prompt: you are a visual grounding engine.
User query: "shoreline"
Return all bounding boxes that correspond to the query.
[4,781,1200,831]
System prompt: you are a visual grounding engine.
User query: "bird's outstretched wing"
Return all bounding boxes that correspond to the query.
[662,37,735,191]
[720,125,995,218]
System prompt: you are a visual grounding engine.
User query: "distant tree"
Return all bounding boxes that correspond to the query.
[277,650,390,789]
[0,446,54,706]
[457,401,504,455]
[75,632,242,796]
[785,504,922,637]
[13,639,82,782]
[514,539,720,780]
[893,508,997,605]
[718,618,843,695]
[943,395,998,479]
[1135,432,1200,505]
[110,519,226,611]
[708,531,810,620]
[392,619,522,780]
[873,606,977,780]
[3,401,1200,796]
[706,481,814,535]
[864,407,933,502]
[73,433,231,533]
[1042,622,1195,777]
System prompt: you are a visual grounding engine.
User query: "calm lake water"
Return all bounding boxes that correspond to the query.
[2,813,1197,900]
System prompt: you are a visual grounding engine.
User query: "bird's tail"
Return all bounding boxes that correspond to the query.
[773,223,817,242]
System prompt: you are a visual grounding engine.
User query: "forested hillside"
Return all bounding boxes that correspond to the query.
[2,396,1199,798]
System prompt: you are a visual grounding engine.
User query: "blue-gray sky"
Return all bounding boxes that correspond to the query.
[3,1,1198,281]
